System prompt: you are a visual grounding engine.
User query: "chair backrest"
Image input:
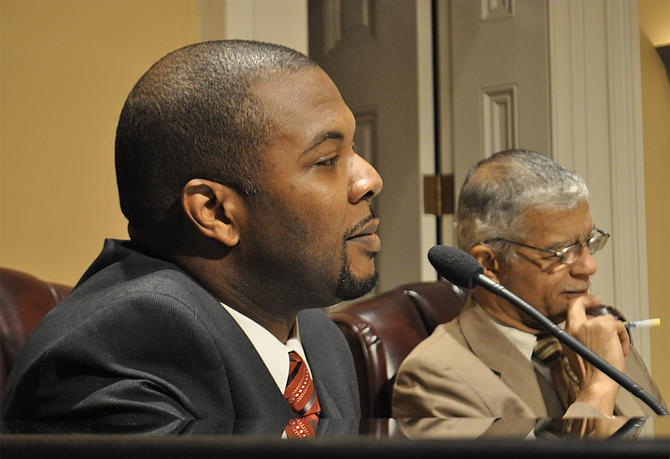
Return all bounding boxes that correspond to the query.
[328,280,469,418]
[0,267,72,399]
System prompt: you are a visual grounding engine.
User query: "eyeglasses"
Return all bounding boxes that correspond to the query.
[484,228,610,265]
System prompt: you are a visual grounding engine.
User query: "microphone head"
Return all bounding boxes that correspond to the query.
[428,245,484,289]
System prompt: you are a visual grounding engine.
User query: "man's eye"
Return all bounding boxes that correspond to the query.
[353,144,360,154]
[316,155,339,167]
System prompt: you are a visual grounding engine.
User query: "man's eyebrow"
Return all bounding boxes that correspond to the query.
[547,226,597,250]
[547,240,574,251]
[301,131,344,156]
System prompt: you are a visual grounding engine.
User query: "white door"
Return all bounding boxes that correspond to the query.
[442,0,552,237]
[309,0,436,293]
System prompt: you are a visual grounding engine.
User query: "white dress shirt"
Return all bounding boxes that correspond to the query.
[221,303,312,392]
[488,312,556,386]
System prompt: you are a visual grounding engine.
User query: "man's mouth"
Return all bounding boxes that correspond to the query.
[562,283,590,295]
[345,218,381,252]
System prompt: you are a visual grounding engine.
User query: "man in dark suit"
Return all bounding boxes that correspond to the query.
[393,150,664,423]
[2,40,383,434]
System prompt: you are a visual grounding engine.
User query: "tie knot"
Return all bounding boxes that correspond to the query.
[534,335,563,362]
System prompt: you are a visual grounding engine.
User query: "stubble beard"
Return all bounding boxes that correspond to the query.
[335,249,379,301]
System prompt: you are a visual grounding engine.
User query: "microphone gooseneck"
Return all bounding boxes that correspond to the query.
[428,245,668,416]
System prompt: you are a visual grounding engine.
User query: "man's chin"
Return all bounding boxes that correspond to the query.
[335,270,379,301]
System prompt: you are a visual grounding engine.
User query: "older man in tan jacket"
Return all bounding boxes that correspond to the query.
[393,150,664,422]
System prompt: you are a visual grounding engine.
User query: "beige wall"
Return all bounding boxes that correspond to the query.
[639,0,670,46]
[1,0,199,285]
[639,29,670,406]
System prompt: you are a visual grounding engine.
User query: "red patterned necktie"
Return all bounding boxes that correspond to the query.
[284,351,321,438]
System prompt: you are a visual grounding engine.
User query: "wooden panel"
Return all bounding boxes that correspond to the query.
[482,83,518,156]
[481,0,515,22]
[321,0,375,55]
[352,106,377,166]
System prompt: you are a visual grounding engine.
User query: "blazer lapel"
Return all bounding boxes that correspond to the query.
[459,299,549,417]
[302,338,343,419]
[298,309,361,420]
[614,388,647,417]
[216,307,295,420]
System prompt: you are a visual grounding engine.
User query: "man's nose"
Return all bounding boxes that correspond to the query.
[349,153,383,203]
[571,246,598,276]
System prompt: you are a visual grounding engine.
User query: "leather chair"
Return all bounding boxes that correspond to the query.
[0,267,469,418]
[328,280,469,418]
[0,267,72,400]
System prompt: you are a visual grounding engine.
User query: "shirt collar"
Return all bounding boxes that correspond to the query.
[471,298,540,360]
[221,303,308,392]
[489,318,537,360]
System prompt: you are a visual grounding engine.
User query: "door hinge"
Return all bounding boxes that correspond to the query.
[423,173,455,216]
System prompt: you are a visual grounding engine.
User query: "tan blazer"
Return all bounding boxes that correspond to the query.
[393,296,665,419]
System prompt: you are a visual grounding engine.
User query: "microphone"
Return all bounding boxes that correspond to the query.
[428,245,668,416]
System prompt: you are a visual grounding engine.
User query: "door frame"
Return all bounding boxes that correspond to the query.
[549,0,650,364]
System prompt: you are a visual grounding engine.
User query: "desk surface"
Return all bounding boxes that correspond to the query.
[1,432,669,459]
[1,417,669,459]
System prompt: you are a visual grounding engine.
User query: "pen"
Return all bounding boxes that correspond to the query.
[624,318,661,329]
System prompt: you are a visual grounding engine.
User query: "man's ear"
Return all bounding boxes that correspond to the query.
[181,179,245,247]
[470,244,502,283]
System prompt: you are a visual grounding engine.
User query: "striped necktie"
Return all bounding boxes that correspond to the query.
[284,351,321,438]
[534,335,580,411]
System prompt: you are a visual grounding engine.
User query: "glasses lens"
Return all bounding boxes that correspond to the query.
[588,230,609,254]
[562,244,584,264]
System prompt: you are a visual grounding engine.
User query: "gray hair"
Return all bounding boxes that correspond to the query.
[455,150,589,262]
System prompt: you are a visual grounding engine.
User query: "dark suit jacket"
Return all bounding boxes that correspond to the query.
[393,296,665,419]
[1,240,360,433]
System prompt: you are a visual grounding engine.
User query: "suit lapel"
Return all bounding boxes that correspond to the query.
[460,299,549,417]
[534,366,564,418]
[301,334,341,418]
[614,388,647,417]
[216,307,295,419]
